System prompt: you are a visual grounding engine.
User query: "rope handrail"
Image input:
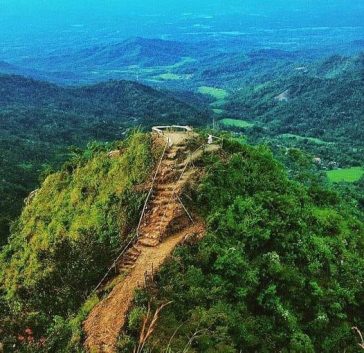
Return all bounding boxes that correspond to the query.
[92,140,169,293]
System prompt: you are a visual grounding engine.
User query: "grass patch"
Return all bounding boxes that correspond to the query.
[233,136,247,144]
[279,133,331,145]
[168,57,196,69]
[158,73,183,80]
[156,73,193,81]
[213,108,224,114]
[327,167,364,183]
[219,118,254,129]
[198,86,229,100]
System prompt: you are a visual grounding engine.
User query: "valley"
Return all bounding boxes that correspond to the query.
[0,2,363,352]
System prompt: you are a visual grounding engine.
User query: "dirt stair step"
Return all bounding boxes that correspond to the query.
[129,245,142,255]
[166,153,177,160]
[122,259,137,266]
[123,252,139,261]
[156,185,175,192]
[158,174,176,182]
[120,263,136,273]
[163,160,175,166]
[155,190,176,198]
[138,237,160,247]
[151,199,169,206]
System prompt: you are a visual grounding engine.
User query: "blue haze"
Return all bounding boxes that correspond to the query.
[0,0,363,61]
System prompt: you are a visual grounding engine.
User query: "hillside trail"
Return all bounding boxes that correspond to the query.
[83,130,214,353]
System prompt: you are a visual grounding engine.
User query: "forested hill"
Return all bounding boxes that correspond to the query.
[0,75,208,244]
[0,133,363,352]
[0,75,207,124]
[27,37,199,70]
[224,53,364,145]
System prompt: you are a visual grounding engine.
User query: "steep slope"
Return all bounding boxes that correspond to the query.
[0,133,363,353]
[0,75,207,243]
[122,140,364,353]
[84,131,216,352]
[0,133,152,345]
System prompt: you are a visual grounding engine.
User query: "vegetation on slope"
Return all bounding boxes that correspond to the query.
[225,72,364,144]
[0,134,363,352]
[124,139,364,353]
[0,132,153,351]
[0,75,208,243]
[220,54,364,170]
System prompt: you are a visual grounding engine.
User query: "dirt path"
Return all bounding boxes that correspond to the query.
[83,222,204,353]
[84,131,209,353]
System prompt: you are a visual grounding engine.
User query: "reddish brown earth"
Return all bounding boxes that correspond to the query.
[83,132,212,353]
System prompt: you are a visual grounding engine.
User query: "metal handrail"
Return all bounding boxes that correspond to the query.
[158,144,206,235]
[152,125,193,135]
[92,140,169,293]
[136,140,169,236]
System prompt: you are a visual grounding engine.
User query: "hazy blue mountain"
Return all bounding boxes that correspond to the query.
[17,38,200,71]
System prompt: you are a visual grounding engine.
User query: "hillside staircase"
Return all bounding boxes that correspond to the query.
[84,132,206,353]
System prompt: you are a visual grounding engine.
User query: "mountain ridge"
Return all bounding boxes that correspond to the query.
[1,131,363,353]
[0,74,208,243]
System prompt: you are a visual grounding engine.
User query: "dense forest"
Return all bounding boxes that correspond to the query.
[1,51,362,244]
[216,54,364,169]
[0,37,363,353]
[137,140,364,353]
[0,133,363,352]
[224,54,364,143]
[0,133,153,351]
[0,75,208,244]
[0,2,363,352]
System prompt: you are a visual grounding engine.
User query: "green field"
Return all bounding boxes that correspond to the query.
[156,72,192,81]
[327,167,364,183]
[219,118,254,129]
[157,73,184,80]
[279,133,331,145]
[169,56,196,69]
[198,86,229,100]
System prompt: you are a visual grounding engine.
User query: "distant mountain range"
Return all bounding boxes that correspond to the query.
[224,53,364,145]
[0,60,34,77]
[1,36,363,86]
